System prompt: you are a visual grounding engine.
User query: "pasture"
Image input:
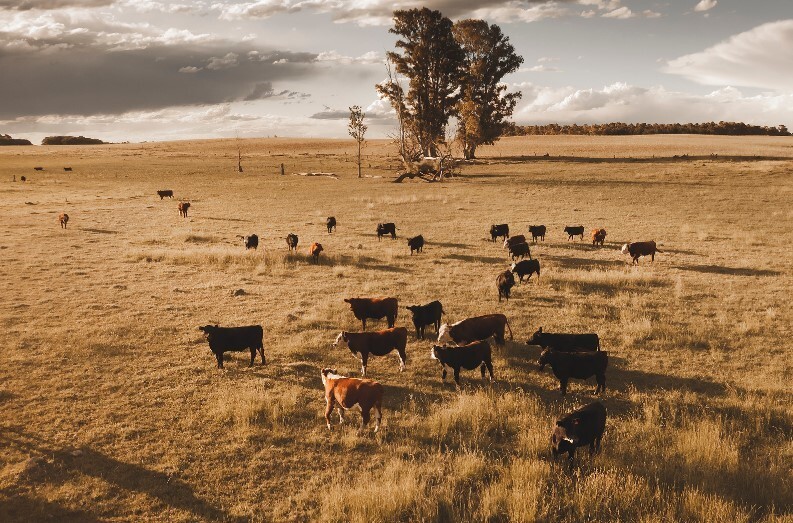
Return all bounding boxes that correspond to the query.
[1,135,791,522]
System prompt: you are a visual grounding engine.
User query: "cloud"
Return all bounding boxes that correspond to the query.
[602,6,634,18]
[664,20,793,91]
[315,50,382,65]
[694,0,717,12]
[0,0,113,10]
[522,64,562,72]
[206,52,238,70]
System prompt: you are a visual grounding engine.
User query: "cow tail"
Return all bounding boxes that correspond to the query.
[505,317,514,341]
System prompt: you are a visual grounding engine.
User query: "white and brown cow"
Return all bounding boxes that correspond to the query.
[321,368,383,432]
[622,240,662,265]
[333,327,408,376]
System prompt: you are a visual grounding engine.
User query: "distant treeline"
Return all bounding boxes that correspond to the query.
[505,122,791,137]
[42,135,107,145]
[0,134,32,146]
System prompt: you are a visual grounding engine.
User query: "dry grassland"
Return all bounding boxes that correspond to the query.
[1,135,792,522]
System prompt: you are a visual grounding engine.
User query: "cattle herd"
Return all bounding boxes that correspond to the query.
[53,187,666,469]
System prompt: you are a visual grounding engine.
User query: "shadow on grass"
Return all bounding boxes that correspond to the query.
[673,264,781,277]
[432,241,470,249]
[0,494,102,523]
[78,228,119,234]
[545,254,624,269]
[445,253,508,265]
[490,154,792,165]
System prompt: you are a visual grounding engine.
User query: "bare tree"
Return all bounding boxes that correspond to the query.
[348,106,368,178]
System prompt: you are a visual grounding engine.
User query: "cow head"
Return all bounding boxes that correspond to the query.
[510,262,517,272]
[528,327,543,345]
[430,345,443,360]
[437,324,452,344]
[376,223,384,233]
[537,348,552,370]
[405,305,419,315]
[551,422,578,456]
[198,325,218,337]
[621,243,631,255]
[321,367,339,386]
[333,332,350,351]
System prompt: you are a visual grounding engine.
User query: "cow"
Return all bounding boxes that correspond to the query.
[63,167,72,172]
[430,340,494,387]
[528,327,600,352]
[157,190,173,200]
[33,167,43,171]
[178,201,190,218]
[564,225,585,241]
[238,234,258,250]
[622,241,662,265]
[408,235,424,255]
[309,242,323,263]
[20,176,26,182]
[503,235,526,249]
[321,368,383,432]
[285,233,298,252]
[405,300,444,340]
[529,225,546,242]
[326,216,337,234]
[552,401,607,469]
[497,270,515,302]
[344,297,398,330]
[197,324,265,369]
[58,213,69,229]
[332,327,408,376]
[438,314,513,346]
[376,222,396,241]
[538,349,608,395]
[508,242,531,260]
[511,259,540,284]
[490,224,509,242]
[592,228,607,246]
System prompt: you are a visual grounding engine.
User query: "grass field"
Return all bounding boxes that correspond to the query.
[1,135,791,522]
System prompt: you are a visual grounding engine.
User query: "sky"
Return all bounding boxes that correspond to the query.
[1,0,791,143]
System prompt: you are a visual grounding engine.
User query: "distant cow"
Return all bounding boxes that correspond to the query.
[405,300,444,340]
[326,216,337,234]
[592,228,607,246]
[20,176,26,182]
[622,241,662,264]
[528,327,600,352]
[333,327,408,376]
[63,167,72,172]
[503,235,526,249]
[511,259,540,283]
[309,242,323,263]
[344,297,398,330]
[198,324,265,369]
[376,222,396,240]
[178,201,190,218]
[552,401,607,469]
[157,190,174,200]
[58,213,69,229]
[508,242,531,260]
[497,270,515,302]
[529,225,546,242]
[322,368,383,432]
[564,225,585,241]
[286,233,298,252]
[490,224,509,242]
[538,349,608,395]
[408,235,424,255]
[430,340,494,387]
[33,167,43,171]
[237,234,258,250]
[438,314,513,346]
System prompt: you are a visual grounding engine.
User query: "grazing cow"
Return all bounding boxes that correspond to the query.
[20,176,26,182]
[408,235,424,255]
[438,314,513,346]
[321,368,383,432]
[508,241,531,260]
[344,297,398,330]
[326,216,337,234]
[309,242,323,263]
[622,241,662,265]
[157,190,174,200]
[552,401,607,469]
[528,327,600,352]
[405,300,444,340]
[376,222,397,241]
[285,233,298,252]
[63,167,72,172]
[564,225,585,241]
[490,224,509,242]
[503,235,526,249]
[529,225,546,242]
[236,234,258,250]
[538,349,608,395]
[33,167,43,171]
[197,324,265,369]
[592,228,607,246]
[58,213,69,229]
[497,270,515,302]
[430,340,494,386]
[511,259,540,283]
[178,201,190,218]
[332,327,408,376]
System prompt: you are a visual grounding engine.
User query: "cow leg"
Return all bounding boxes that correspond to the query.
[373,406,381,433]
[387,315,394,328]
[480,363,487,381]
[596,374,606,394]
[258,346,266,365]
[216,352,224,369]
[485,361,494,382]
[560,378,568,395]
[454,368,462,388]
[441,366,447,381]
[249,348,255,367]
[337,407,346,425]
[568,450,576,471]
[398,350,406,372]
[361,354,368,377]
[651,252,655,262]
[360,408,371,432]
[595,435,603,454]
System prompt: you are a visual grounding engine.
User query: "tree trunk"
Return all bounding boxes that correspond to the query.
[357,141,362,178]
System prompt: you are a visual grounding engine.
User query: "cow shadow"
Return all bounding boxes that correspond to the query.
[548,242,608,252]
[445,253,508,265]
[78,228,119,234]
[0,494,102,523]
[607,366,727,396]
[673,264,780,277]
[545,255,624,269]
[432,241,470,249]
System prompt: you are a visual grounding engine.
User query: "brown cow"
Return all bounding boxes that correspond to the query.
[344,297,398,330]
[438,314,513,346]
[621,240,662,264]
[503,235,526,249]
[58,213,69,229]
[309,242,323,263]
[286,233,298,252]
[332,327,408,376]
[178,201,190,218]
[321,368,383,432]
[592,228,606,246]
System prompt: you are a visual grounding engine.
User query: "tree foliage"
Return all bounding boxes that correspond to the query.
[506,121,791,137]
[348,106,368,178]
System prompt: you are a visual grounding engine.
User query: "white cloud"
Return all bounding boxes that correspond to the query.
[178,65,201,73]
[206,52,238,70]
[694,0,717,12]
[315,50,381,65]
[522,64,562,72]
[602,6,634,19]
[665,20,793,91]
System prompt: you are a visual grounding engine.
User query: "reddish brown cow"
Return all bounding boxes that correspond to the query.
[503,235,526,249]
[309,242,324,263]
[592,228,606,246]
[333,327,408,376]
[178,201,190,218]
[58,213,69,229]
[621,240,662,264]
[344,297,398,330]
[321,368,383,432]
[438,314,514,346]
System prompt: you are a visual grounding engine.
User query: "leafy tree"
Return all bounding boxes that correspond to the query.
[348,106,367,178]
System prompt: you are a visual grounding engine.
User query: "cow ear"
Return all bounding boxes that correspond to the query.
[538,327,543,333]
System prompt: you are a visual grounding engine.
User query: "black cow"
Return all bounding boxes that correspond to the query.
[538,349,608,395]
[431,340,494,386]
[508,242,531,260]
[377,222,396,241]
[497,270,515,302]
[564,225,585,241]
[198,325,265,369]
[528,327,600,352]
[511,259,540,283]
[238,234,258,250]
[552,401,607,469]
[33,167,43,171]
[408,235,424,255]
[157,190,174,199]
[490,224,509,242]
[327,217,337,234]
[405,300,444,340]
[285,233,298,251]
[63,167,73,172]
[529,225,546,242]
